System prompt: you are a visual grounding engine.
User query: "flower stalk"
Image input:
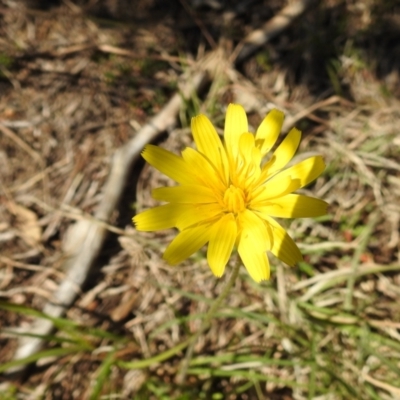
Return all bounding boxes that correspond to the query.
[176,257,241,384]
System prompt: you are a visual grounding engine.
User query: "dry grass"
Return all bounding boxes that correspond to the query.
[0,0,400,399]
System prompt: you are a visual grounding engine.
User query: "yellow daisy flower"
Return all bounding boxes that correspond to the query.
[133,104,327,282]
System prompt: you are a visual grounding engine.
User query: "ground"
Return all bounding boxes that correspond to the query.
[0,0,400,399]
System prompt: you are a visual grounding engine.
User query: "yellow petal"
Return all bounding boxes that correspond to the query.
[152,185,217,204]
[176,203,223,230]
[191,115,229,184]
[265,156,325,191]
[224,104,248,159]
[254,194,329,218]
[237,133,261,185]
[163,224,211,265]
[255,109,285,155]
[251,176,299,204]
[181,148,225,194]
[142,145,192,185]
[265,127,301,175]
[133,204,192,231]
[207,214,237,277]
[238,244,270,282]
[264,216,302,266]
[237,209,271,252]
[238,133,256,163]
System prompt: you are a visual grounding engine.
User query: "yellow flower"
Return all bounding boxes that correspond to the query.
[133,104,327,282]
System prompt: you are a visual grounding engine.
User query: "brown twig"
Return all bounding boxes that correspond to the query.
[231,0,319,65]
[6,71,208,375]
[97,44,194,65]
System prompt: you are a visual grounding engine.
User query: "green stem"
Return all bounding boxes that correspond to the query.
[176,257,241,384]
[117,259,241,374]
[117,339,191,369]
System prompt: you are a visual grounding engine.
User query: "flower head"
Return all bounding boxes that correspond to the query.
[133,104,327,282]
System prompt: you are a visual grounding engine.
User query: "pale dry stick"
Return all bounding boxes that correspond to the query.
[6,71,208,375]
[0,255,64,276]
[0,124,43,167]
[0,286,54,300]
[0,116,42,128]
[9,158,69,193]
[231,0,319,65]
[368,319,400,330]
[97,44,194,66]
[298,240,358,252]
[361,374,400,398]
[294,262,400,302]
[344,358,400,397]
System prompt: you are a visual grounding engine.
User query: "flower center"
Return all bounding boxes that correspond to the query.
[223,185,246,214]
